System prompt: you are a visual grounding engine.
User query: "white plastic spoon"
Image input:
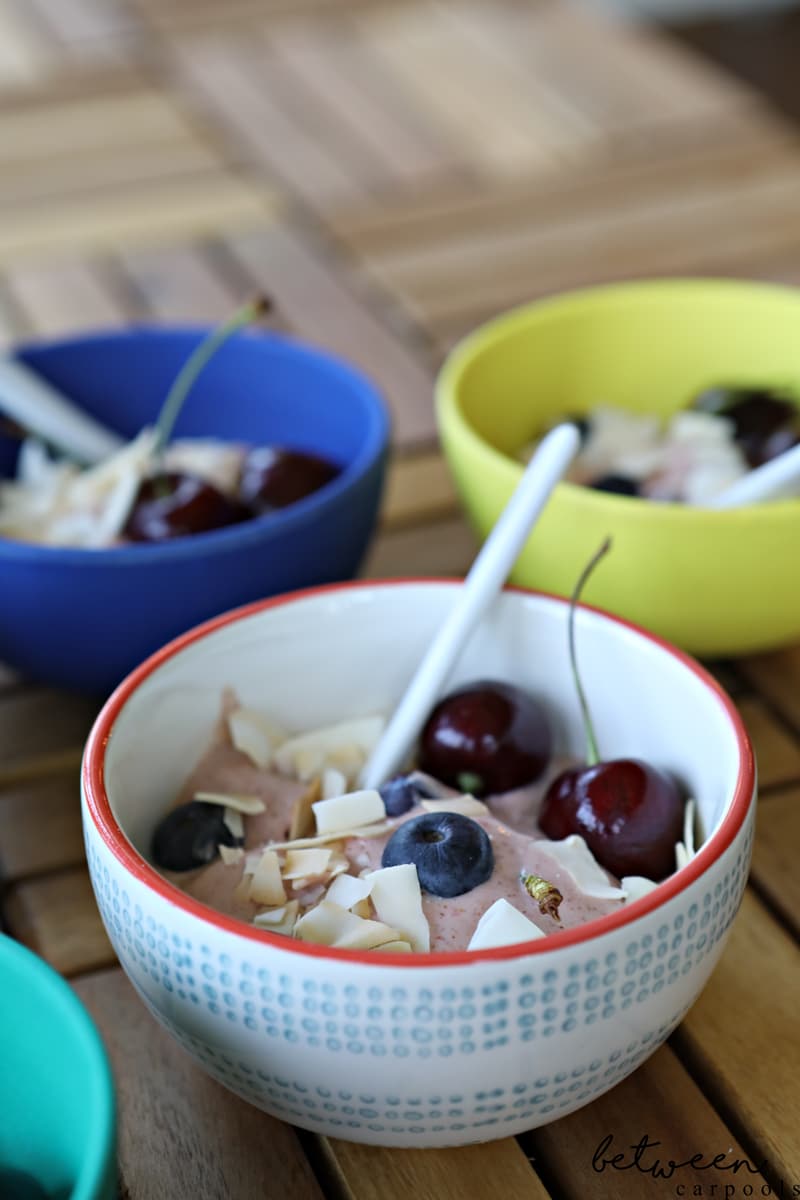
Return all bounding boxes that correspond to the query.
[705,440,800,509]
[360,422,581,790]
[0,357,124,465]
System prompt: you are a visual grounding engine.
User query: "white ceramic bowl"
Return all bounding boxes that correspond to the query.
[82,582,755,1148]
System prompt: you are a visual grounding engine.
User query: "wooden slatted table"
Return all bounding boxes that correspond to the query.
[1,1,799,1196]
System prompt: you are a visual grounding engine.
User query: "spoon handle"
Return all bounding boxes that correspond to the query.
[360,423,581,790]
[705,441,800,509]
[0,357,124,465]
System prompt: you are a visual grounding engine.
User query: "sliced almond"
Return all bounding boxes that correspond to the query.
[293,746,326,782]
[467,898,545,951]
[312,789,385,836]
[421,796,489,817]
[219,845,245,866]
[282,848,333,880]
[288,776,322,841]
[194,791,266,815]
[248,849,286,907]
[228,708,285,768]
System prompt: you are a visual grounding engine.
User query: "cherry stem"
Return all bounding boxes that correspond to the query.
[152,295,271,458]
[568,536,612,767]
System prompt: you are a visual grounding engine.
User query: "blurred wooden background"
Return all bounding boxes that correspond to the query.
[1,2,800,1198]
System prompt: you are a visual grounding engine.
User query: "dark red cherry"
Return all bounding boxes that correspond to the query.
[539,758,684,881]
[693,387,798,467]
[418,680,551,796]
[124,471,250,542]
[590,473,640,497]
[239,446,340,512]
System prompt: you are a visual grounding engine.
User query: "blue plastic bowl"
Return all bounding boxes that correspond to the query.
[0,935,116,1199]
[0,328,390,695]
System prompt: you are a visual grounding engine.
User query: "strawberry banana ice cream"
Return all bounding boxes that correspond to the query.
[152,689,696,955]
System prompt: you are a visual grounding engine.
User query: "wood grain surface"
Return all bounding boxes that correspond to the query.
[1,1,799,1197]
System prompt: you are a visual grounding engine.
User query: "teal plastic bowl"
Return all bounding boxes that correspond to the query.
[0,936,116,1199]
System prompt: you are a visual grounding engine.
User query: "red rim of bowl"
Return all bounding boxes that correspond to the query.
[83,578,755,969]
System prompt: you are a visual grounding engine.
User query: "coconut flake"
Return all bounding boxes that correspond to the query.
[222,808,244,841]
[253,899,299,936]
[275,716,384,780]
[539,835,625,900]
[294,900,403,950]
[228,708,285,768]
[257,821,392,854]
[365,864,430,953]
[312,789,386,836]
[322,767,348,800]
[325,873,374,911]
[683,798,697,857]
[248,849,286,907]
[467,899,545,951]
[219,844,245,866]
[375,940,413,954]
[420,796,489,817]
[620,876,659,902]
[282,848,333,880]
[288,777,322,841]
[194,791,266,815]
[675,841,692,871]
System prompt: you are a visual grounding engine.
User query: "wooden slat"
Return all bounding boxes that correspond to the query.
[3,867,115,975]
[750,786,800,938]
[526,1044,770,1199]
[118,242,242,321]
[270,15,459,187]
[0,0,52,87]
[171,35,369,207]
[75,967,325,1200]
[362,516,477,579]
[347,154,800,333]
[0,173,274,266]
[382,451,458,530]
[323,1135,550,1200]
[674,889,800,1188]
[735,696,800,791]
[329,119,798,250]
[6,259,128,335]
[738,644,800,734]
[0,769,83,882]
[224,224,438,448]
[0,688,99,771]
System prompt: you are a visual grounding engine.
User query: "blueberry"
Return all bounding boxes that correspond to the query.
[378,773,441,817]
[590,473,640,496]
[0,1168,48,1199]
[381,812,493,897]
[151,801,243,872]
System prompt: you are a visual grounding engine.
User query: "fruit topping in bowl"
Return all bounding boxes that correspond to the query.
[521,384,800,503]
[418,680,552,796]
[0,299,341,547]
[150,546,696,953]
[538,540,684,881]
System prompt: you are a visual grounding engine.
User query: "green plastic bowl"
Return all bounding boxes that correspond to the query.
[436,278,800,657]
[0,936,116,1199]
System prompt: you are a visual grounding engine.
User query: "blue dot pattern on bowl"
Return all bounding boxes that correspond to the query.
[87,824,751,1137]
